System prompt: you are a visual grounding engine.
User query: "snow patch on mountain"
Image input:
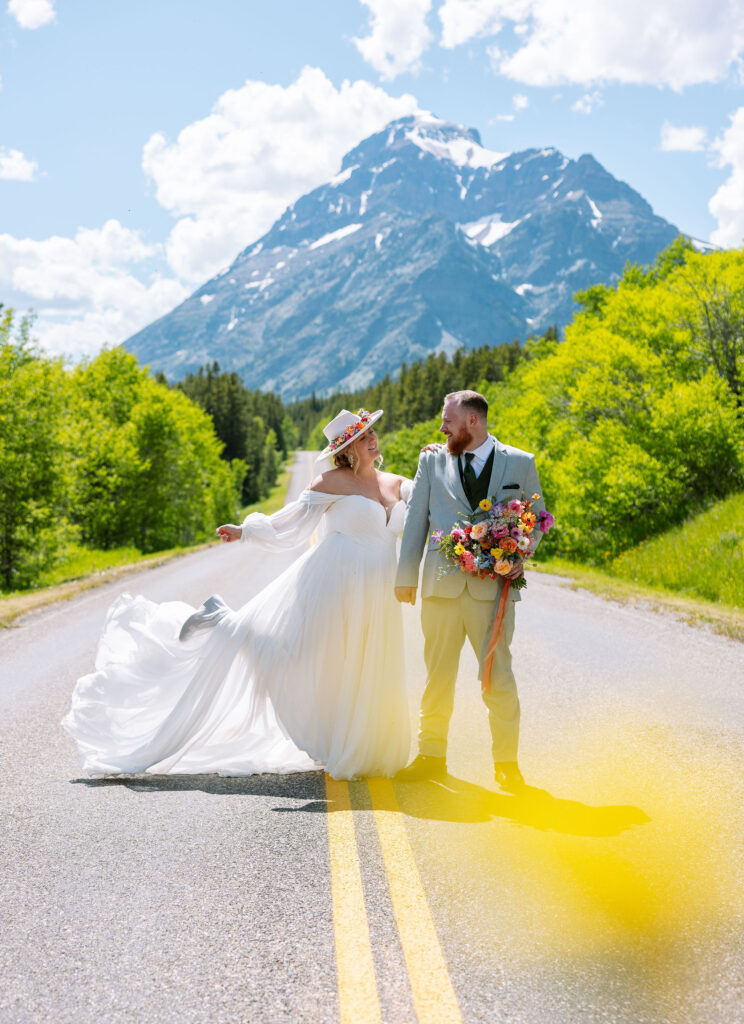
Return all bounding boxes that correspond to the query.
[405,126,508,169]
[330,165,358,187]
[310,223,363,250]
[460,214,520,247]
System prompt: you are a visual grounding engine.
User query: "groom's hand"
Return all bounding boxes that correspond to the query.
[395,586,417,605]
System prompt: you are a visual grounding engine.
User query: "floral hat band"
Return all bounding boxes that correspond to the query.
[328,410,374,451]
[316,408,384,463]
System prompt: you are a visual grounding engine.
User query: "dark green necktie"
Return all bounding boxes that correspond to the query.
[463,452,477,504]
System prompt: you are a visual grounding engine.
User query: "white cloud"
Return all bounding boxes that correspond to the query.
[439,0,744,90]
[709,107,744,248]
[660,121,707,152]
[7,0,55,29]
[353,0,433,80]
[0,67,419,358]
[512,93,529,110]
[0,220,187,357]
[571,90,603,115]
[0,147,38,180]
[440,0,527,49]
[143,65,419,283]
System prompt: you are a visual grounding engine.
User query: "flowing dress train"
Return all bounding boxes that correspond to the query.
[61,485,412,780]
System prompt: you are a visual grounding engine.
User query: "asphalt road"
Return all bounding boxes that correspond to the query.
[1,452,742,1024]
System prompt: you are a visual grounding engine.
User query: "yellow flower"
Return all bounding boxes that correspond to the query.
[454,542,465,555]
[532,493,541,501]
[479,498,492,511]
[490,547,503,558]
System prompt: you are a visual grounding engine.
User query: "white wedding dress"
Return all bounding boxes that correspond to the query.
[61,484,412,780]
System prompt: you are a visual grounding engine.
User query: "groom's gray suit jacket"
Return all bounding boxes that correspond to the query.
[396,438,545,604]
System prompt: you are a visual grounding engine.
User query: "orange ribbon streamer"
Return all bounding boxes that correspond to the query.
[481,578,511,694]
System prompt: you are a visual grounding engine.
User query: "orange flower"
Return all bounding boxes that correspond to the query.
[532,493,541,500]
[501,537,517,553]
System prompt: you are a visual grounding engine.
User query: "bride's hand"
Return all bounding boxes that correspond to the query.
[216,524,241,543]
[421,442,446,452]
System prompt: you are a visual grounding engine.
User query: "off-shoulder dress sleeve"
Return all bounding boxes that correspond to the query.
[240,489,343,550]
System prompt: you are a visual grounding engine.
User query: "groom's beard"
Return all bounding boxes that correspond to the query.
[445,428,474,456]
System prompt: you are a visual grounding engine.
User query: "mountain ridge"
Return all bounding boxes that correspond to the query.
[124,114,680,399]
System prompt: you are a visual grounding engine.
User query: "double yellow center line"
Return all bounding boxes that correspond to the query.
[302,452,461,1022]
[326,776,462,1024]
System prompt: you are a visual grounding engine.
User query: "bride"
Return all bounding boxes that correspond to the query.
[61,409,412,781]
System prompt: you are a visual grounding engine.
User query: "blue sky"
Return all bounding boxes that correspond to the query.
[2,0,743,359]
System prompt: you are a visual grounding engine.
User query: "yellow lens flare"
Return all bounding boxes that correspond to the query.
[394,713,742,1017]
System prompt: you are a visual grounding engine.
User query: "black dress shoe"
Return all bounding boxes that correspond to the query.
[395,754,447,782]
[494,761,525,793]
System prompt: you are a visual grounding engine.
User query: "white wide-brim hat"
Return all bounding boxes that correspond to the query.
[316,408,383,463]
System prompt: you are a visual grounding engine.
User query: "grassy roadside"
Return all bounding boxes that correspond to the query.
[531,557,744,643]
[0,467,293,629]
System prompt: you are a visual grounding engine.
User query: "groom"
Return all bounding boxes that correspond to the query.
[394,390,545,792]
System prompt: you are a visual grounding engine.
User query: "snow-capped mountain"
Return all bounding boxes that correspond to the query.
[125,114,679,399]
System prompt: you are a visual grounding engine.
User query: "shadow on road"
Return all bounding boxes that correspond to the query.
[72,770,649,837]
[390,775,650,837]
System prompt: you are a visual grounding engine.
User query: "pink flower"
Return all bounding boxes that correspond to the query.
[538,512,555,533]
[492,525,508,539]
[510,526,522,539]
[451,528,466,542]
[507,499,523,514]
[461,551,476,572]
[471,522,488,540]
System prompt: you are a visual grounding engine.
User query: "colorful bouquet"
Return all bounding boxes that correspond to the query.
[433,493,555,591]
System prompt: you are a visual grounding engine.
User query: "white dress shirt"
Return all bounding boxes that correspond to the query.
[459,434,496,477]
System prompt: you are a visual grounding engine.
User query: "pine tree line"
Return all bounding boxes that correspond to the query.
[173,362,298,504]
[286,335,551,446]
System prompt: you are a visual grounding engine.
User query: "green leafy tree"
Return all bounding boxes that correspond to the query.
[70,349,239,553]
[0,313,70,590]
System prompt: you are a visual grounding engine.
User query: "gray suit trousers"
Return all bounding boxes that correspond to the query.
[418,592,520,762]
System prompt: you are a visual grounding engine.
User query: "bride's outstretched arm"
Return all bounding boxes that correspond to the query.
[216,490,340,550]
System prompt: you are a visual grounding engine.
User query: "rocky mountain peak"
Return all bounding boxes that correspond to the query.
[124,115,680,400]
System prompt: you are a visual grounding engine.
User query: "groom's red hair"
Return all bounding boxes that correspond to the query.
[444,390,488,420]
